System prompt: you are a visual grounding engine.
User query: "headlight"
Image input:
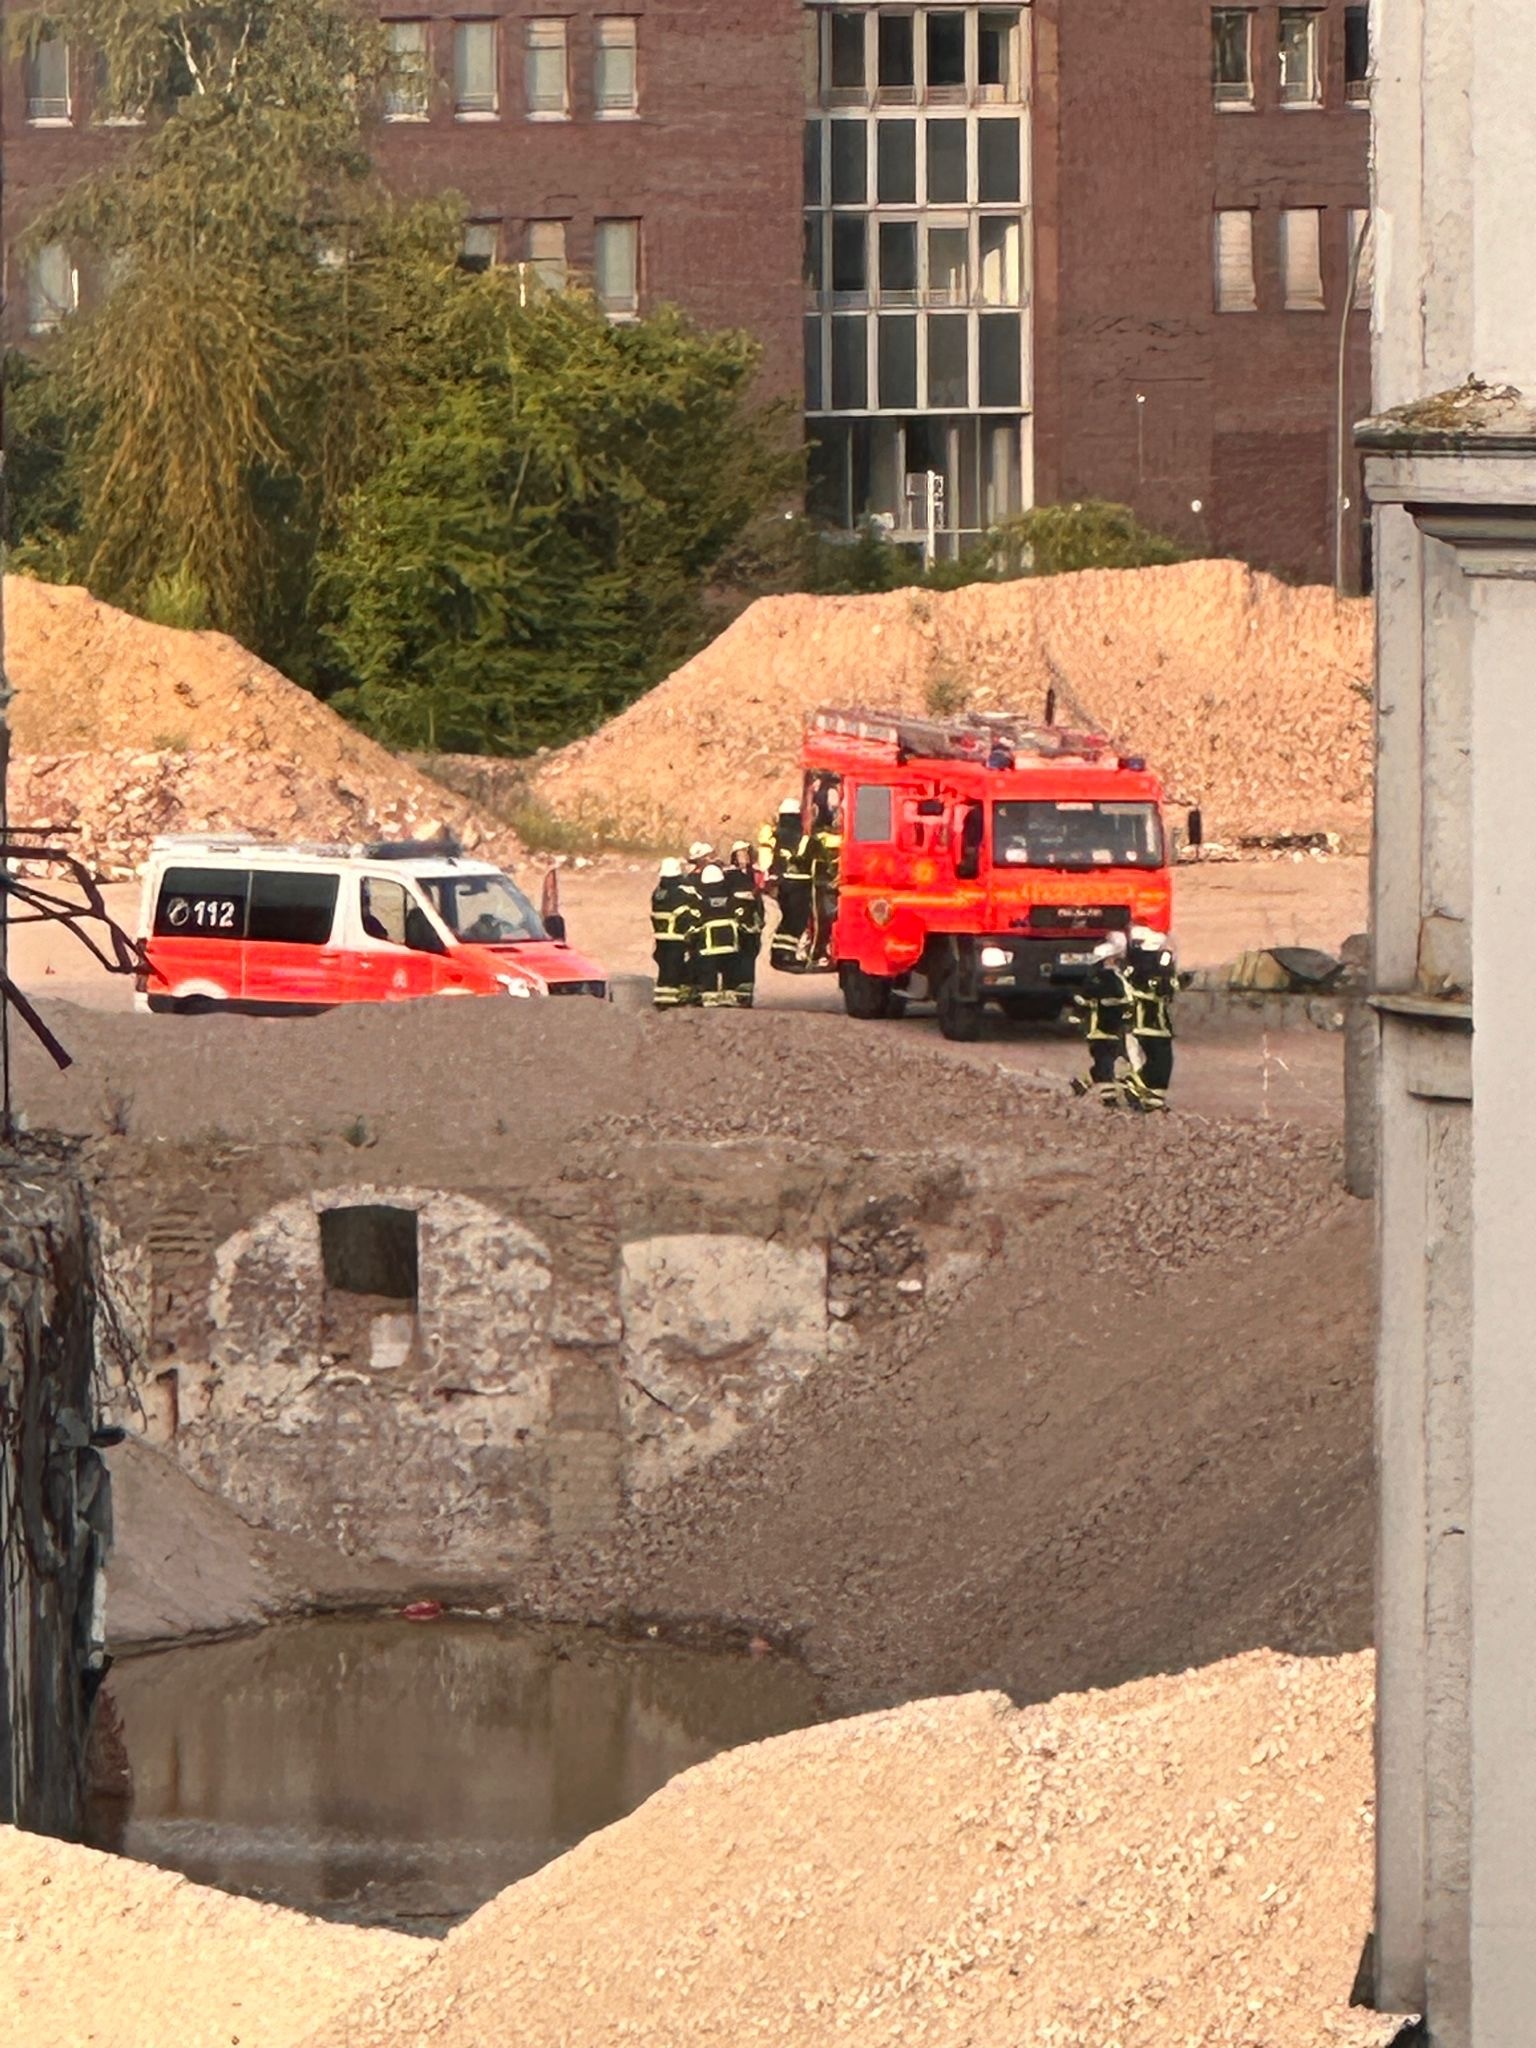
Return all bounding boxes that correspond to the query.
[496,974,534,998]
[980,945,1010,969]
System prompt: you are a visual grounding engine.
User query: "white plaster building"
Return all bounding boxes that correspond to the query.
[1365,4,1536,2043]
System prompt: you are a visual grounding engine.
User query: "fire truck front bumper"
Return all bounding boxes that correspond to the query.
[975,937,1105,992]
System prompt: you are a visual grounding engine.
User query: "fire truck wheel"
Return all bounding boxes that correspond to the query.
[840,964,898,1020]
[936,984,984,1042]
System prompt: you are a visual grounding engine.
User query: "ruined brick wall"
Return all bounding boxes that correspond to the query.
[1032,0,1370,584]
[95,1142,973,1569]
[0,1145,111,1835]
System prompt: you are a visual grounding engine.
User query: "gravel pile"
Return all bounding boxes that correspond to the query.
[302,1650,1399,2048]
[532,561,1372,849]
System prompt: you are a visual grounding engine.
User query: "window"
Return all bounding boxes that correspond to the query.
[979,217,1022,305]
[803,214,824,298]
[876,119,916,203]
[926,223,968,306]
[878,219,918,303]
[1212,9,1253,106]
[978,12,1022,102]
[832,215,868,299]
[830,121,867,204]
[1349,207,1374,310]
[594,218,639,315]
[246,870,339,946]
[993,801,1165,869]
[804,120,823,205]
[1345,6,1370,102]
[926,11,966,98]
[828,10,866,99]
[153,866,249,937]
[526,18,568,116]
[595,17,637,114]
[1281,207,1324,308]
[26,244,77,334]
[853,784,894,842]
[460,221,499,271]
[1278,9,1320,105]
[93,52,145,124]
[927,314,968,406]
[977,119,1020,201]
[1214,209,1256,312]
[926,119,967,203]
[978,314,1021,407]
[877,14,915,100]
[453,21,497,115]
[321,1206,419,1304]
[527,219,567,290]
[805,317,824,410]
[831,315,868,408]
[26,29,71,121]
[877,316,917,409]
[383,21,429,119]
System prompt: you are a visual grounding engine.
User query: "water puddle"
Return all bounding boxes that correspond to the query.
[89,1615,823,1931]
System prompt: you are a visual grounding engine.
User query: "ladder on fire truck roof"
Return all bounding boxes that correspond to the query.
[810,705,1119,765]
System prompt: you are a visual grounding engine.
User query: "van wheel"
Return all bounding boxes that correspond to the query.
[841,964,897,1020]
[936,983,984,1042]
[174,995,219,1016]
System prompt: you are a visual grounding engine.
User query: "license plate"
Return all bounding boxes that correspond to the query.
[1058,950,1096,964]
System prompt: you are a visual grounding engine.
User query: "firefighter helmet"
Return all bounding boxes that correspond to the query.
[659,857,683,878]
[700,863,725,884]
[688,840,714,863]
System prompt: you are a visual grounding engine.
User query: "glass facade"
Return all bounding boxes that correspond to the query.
[803,3,1031,555]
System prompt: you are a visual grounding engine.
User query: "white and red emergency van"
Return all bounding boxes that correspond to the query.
[135,836,609,1014]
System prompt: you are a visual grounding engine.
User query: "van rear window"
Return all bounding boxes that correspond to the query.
[154,867,249,937]
[247,871,339,946]
[153,867,338,945]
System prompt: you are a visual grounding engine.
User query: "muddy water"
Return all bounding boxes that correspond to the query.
[93,1617,823,1931]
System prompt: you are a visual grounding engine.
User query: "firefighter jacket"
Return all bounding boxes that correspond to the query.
[724,865,763,936]
[650,875,700,944]
[1072,959,1131,1042]
[774,832,814,886]
[1125,949,1176,1039]
[810,828,842,889]
[694,877,744,957]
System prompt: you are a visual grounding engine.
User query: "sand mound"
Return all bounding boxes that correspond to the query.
[3,577,521,876]
[0,1823,424,2048]
[531,560,1373,849]
[307,1649,1396,2048]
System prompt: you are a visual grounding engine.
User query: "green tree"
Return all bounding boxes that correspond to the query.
[317,282,795,753]
[988,499,1190,577]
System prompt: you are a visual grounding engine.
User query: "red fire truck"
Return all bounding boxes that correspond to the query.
[789,705,1200,1040]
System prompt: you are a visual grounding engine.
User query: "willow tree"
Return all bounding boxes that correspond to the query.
[9,0,456,657]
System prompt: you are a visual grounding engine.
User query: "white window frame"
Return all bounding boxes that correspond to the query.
[453,20,499,119]
[594,16,638,117]
[1214,209,1257,313]
[1281,206,1325,310]
[1211,8,1255,109]
[976,10,1024,106]
[26,29,72,124]
[526,219,568,293]
[525,17,569,119]
[1277,8,1321,108]
[27,243,78,333]
[593,217,640,319]
[382,20,430,121]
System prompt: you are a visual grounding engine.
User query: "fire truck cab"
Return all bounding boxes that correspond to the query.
[796,706,1199,1041]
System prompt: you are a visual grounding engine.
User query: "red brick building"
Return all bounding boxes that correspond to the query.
[3,1,1370,585]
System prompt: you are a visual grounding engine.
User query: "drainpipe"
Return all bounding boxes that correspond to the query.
[1335,212,1374,596]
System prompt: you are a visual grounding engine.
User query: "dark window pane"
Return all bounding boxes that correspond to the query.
[879,220,918,295]
[321,1205,419,1301]
[805,317,824,409]
[154,866,249,938]
[831,315,868,408]
[926,12,965,87]
[878,14,914,88]
[830,11,865,88]
[926,119,967,203]
[247,870,339,946]
[1344,5,1369,95]
[832,215,867,293]
[830,121,867,203]
[876,119,916,202]
[853,783,894,842]
[803,213,824,293]
[927,313,968,406]
[978,313,1021,406]
[977,120,1019,201]
[804,120,822,204]
[978,11,1019,92]
[1212,9,1253,101]
[877,316,917,408]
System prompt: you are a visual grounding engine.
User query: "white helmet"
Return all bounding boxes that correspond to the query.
[778,797,801,816]
[688,840,714,863]
[1092,931,1129,963]
[700,863,725,884]
[730,839,752,855]
[659,857,683,878]
[1130,924,1169,951]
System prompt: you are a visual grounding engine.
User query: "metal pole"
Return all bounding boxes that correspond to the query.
[1335,211,1373,596]
[1,89,12,1142]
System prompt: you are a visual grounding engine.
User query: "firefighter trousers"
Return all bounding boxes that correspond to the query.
[696,953,742,1008]
[771,879,812,968]
[1125,1034,1174,1110]
[733,934,759,1008]
[652,939,695,1009]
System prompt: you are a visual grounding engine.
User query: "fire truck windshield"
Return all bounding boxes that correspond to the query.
[420,871,546,943]
[991,801,1164,870]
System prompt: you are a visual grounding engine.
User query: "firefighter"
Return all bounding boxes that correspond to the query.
[768,799,813,971]
[1122,925,1177,1111]
[693,864,744,1007]
[725,841,763,1007]
[807,779,842,969]
[650,857,699,1010]
[687,839,715,877]
[1069,930,1131,1106]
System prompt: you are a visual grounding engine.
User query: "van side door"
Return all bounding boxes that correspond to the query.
[347,875,454,1002]
[239,869,344,1010]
